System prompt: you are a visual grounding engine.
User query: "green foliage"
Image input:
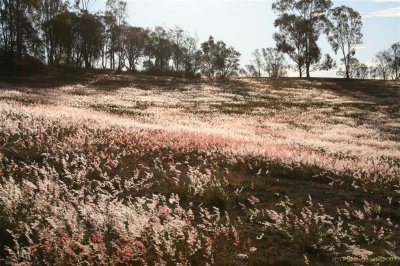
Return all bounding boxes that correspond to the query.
[200,36,241,78]
[0,0,43,65]
[203,189,227,212]
[336,58,368,79]
[43,11,78,66]
[371,42,400,80]
[77,12,104,68]
[0,0,239,78]
[272,0,332,78]
[123,26,147,71]
[327,5,363,79]
[262,47,287,78]
[316,54,336,71]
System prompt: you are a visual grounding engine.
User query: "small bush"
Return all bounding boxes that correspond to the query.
[203,189,227,212]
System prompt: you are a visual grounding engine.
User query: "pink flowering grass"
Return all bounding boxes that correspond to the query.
[0,75,399,264]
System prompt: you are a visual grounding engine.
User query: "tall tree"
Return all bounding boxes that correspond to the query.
[148,26,172,72]
[389,42,400,79]
[123,26,147,71]
[182,34,202,76]
[326,5,363,79]
[370,42,400,80]
[218,46,241,78]
[43,11,79,66]
[0,0,17,60]
[41,0,68,65]
[200,36,240,78]
[273,15,306,77]
[76,12,104,68]
[272,0,332,78]
[0,0,42,62]
[200,36,217,78]
[169,26,185,72]
[168,28,202,76]
[105,0,128,70]
[369,66,377,79]
[373,50,392,80]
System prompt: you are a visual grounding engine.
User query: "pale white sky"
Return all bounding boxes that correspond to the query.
[92,0,400,77]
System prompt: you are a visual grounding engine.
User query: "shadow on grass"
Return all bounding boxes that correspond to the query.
[0,69,95,89]
[320,78,400,140]
[0,70,255,96]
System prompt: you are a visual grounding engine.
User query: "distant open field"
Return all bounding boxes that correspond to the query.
[0,74,399,265]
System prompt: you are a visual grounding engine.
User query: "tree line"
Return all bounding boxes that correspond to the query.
[0,0,398,79]
[244,0,399,80]
[0,0,241,78]
[245,1,362,79]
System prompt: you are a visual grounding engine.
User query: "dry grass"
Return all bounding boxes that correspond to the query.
[0,74,399,265]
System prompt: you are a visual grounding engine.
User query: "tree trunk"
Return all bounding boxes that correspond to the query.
[49,39,54,65]
[85,57,90,68]
[345,56,350,79]
[15,0,22,61]
[305,38,310,78]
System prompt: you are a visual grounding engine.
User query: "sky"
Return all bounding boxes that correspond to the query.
[92,0,400,77]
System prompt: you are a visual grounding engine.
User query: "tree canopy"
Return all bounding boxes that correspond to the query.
[326,5,363,79]
[0,0,395,80]
[272,0,332,78]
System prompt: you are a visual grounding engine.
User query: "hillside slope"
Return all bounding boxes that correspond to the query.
[0,75,399,265]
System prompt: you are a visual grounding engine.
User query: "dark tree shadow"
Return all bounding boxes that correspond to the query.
[0,70,95,89]
[90,74,206,92]
[304,78,400,141]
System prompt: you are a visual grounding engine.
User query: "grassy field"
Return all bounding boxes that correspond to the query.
[0,74,399,265]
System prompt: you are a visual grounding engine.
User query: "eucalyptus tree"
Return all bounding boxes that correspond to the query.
[43,11,79,66]
[169,26,185,72]
[200,36,240,78]
[386,42,400,79]
[148,26,173,72]
[0,0,42,63]
[370,42,400,80]
[218,46,241,78]
[41,0,68,65]
[391,42,400,79]
[105,0,128,70]
[316,54,336,71]
[200,36,217,77]
[272,0,332,78]
[75,12,104,68]
[336,58,366,79]
[72,1,105,69]
[123,26,147,71]
[373,50,392,80]
[355,63,368,79]
[246,49,264,77]
[273,15,306,77]
[181,34,202,76]
[326,5,363,79]
[262,47,286,78]
[169,29,202,76]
